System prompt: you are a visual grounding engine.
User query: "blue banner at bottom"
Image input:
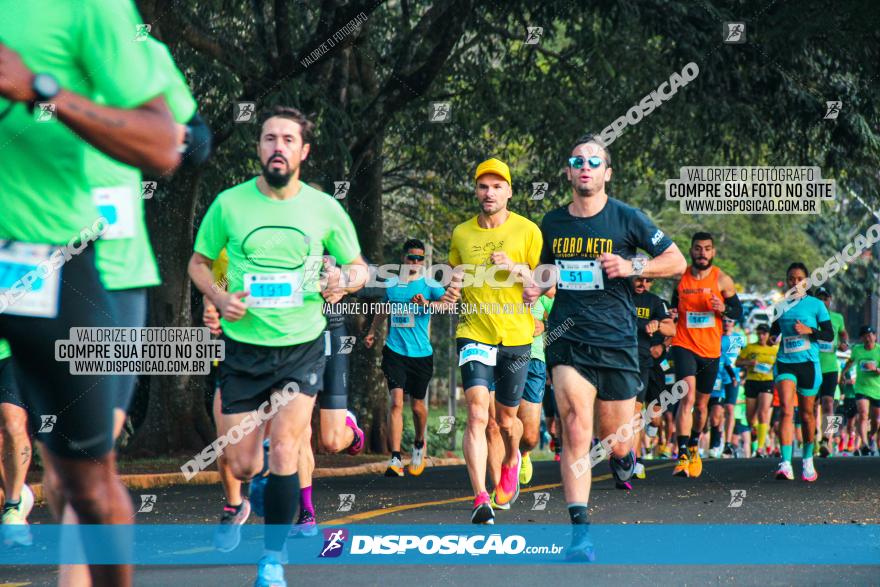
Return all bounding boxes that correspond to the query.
[1,525,878,565]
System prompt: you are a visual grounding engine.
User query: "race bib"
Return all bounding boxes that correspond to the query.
[556,260,604,291]
[754,362,773,374]
[324,330,332,357]
[92,186,136,240]
[0,242,62,318]
[390,313,415,328]
[458,342,497,367]
[244,272,303,308]
[713,378,722,391]
[783,336,810,354]
[660,359,671,372]
[859,360,877,372]
[664,373,675,385]
[817,340,834,353]
[686,311,714,329]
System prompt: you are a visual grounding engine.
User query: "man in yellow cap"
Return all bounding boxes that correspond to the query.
[440,158,542,524]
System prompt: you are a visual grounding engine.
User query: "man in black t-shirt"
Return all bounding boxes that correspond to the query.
[631,276,675,477]
[524,134,686,560]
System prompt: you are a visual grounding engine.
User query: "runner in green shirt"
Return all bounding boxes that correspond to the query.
[0,3,181,584]
[815,288,848,456]
[188,106,367,587]
[842,326,880,456]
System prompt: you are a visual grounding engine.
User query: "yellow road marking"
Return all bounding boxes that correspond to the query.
[324,462,675,525]
[0,583,32,586]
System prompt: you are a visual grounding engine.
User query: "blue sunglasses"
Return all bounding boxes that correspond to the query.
[568,155,604,169]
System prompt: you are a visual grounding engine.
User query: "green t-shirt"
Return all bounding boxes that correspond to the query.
[0,339,10,361]
[530,295,554,362]
[90,39,197,290]
[0,0,168,245]
[818,311,845,373]
[850,344,880,399]
[194,179,361,346]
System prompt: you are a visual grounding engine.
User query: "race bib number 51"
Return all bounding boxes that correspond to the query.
[556,260,604,291]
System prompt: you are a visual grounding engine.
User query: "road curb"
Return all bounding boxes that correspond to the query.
[28,456,466,502]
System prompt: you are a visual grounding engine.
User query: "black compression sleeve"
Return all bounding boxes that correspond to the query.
[811,319,835,342]
[723,293,743,320]
[770,320,781,338]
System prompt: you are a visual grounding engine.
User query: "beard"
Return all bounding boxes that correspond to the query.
[692,256,713,270]
[262,156,294,188]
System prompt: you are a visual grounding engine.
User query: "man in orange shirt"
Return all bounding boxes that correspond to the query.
[669,233,742,478]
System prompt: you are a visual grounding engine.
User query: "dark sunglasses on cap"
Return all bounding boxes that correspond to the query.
[406,254,425,261]
[568,155,604,169]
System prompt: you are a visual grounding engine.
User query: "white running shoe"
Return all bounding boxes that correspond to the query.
[802,459,818,482]
[775,461,794,480]
[2,484,34,547]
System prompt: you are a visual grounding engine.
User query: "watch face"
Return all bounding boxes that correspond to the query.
[34,74,59,99]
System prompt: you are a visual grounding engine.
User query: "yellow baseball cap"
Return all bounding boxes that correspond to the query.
[474,158,511,185]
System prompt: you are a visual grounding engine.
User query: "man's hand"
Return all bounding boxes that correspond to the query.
[217,291,248,322]
[0,44,36,103]
[411,293,429,307]
[793,320,813,335]
[522,285,541,305]
[645,320,659,335]
[650,344,664,359]
[364,331,376,349]
[598,253,632,279]
[490,251,514,270]
[202,300,222,335]
[709,294,725,314]
[321,257,346,304]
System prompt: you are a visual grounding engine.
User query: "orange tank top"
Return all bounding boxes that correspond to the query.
[671,265,723,358]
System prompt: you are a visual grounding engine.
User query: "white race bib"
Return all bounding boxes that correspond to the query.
[92,186,136,240]
[754,362,773,374]
[664,373,675,385]
[783,336,810,354]
[859,360,877,372]
[0,242,62,318]
[324,330,332,356]
[390,313,415,328]
[244,272,303,308]
[686,311,715,329]
[817,340,834,353]
[713,378,722,391]
[458,342,497,367]
[555,260,604,291]
[660,359,671,372]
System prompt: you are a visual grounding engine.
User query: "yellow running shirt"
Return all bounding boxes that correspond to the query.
[738,342,779,382]
[448,212,542,346]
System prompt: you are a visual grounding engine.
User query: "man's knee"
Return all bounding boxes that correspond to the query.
[0,409,28,438]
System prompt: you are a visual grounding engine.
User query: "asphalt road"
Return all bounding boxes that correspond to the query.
[2,457,879,586]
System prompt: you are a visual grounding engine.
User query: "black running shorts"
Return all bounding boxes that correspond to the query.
[670,345,720,396]
[381,345,434,401]
[546,338,641,402]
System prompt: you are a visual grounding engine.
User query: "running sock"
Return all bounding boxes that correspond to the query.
[780,444,793,464]
[710,427,722,449]
[391,451,402,461]
[804,442,815,460]
[225,502,243,513]
[756,423,769,448]
[688,432,701,448]
[677,435,689,455]
[2,499,20,512]
[264,472,300,552]
[413,439,424,450]
[568,503,590,525]
[299,485,314,515]
[751,439,758,452]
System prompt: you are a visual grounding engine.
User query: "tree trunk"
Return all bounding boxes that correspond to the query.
[125,170,215,456]
[347,131,388,453]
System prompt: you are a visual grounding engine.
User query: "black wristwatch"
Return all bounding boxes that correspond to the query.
[30,73,61,111]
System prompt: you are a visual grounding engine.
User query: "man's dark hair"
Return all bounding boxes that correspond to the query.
[258,106,315,143]
[787,262,809,276]
[691,232,713,246]
[569,133,611,168]
[403,238,425,252]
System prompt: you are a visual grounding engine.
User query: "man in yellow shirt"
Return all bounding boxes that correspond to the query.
[442,158,542,524]
[736,323,779,455]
